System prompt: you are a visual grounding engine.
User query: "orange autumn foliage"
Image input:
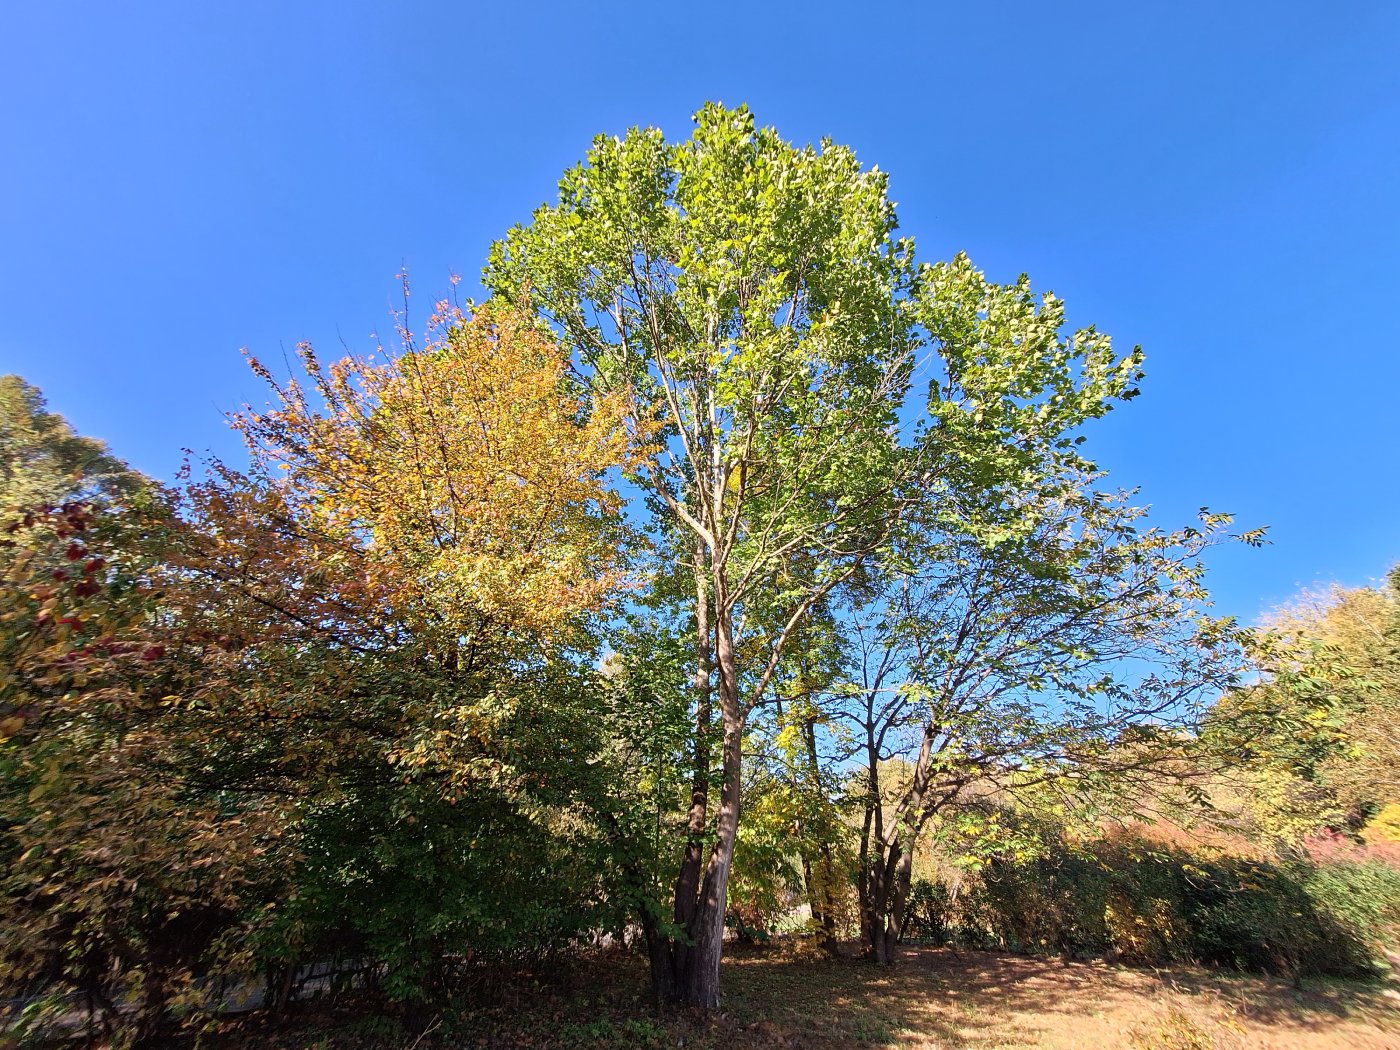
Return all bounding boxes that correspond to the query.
[233,302,650,654]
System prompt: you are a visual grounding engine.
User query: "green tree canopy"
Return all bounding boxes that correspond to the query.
[483,102,1200,1003]
[0,375,147,515]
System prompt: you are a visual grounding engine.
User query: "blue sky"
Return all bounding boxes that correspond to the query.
[2,1,1397,626]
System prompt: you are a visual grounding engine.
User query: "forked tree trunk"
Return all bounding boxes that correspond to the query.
[862,724,937,965]
[863,831,920,964]
[648,735,743,1007]
[645,510,837,1002]
[645,568,747,1008]
[863,840,894,964]
[876,841,917,963]
[676,597,743,1006]
[857,762,880,950]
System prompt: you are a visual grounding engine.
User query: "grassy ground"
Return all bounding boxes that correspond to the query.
[184,944,1400,1050]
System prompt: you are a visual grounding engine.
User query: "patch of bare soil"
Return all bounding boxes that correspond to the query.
[173,945,1400,1049]
[706,946,1400,1049]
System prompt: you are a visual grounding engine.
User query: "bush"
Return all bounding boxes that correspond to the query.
[923,831,1399,977]
[260,784,627,1005]
[1301,858,1400,954]
[901,879,951,944]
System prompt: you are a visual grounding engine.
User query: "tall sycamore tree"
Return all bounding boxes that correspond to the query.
[488,104,916,1005]
[487,104,1186,1005]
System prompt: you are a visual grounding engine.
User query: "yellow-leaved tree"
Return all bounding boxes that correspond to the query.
[231,299,650,657]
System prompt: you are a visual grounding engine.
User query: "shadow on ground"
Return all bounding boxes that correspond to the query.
[174,944,1400,1049]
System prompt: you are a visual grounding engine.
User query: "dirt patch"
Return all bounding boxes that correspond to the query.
[178,945,1400,1049]
[703,947,1400,1049]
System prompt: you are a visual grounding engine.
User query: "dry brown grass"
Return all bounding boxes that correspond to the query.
[187,944,1400,1050]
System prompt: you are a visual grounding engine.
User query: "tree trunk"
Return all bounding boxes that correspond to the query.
[877,840,916,963]
[665,550,713,993]
[800,719,839,954]
[646,556,746,1008]
[638,909,675,1003]
[857,730,884,955]
[676,603,743,1007]
[865,841,896,964]
[802,849,840,954]
[865,724,937,965]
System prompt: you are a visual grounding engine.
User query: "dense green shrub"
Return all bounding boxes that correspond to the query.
[906,834,1400,978]
[1301,858,1400,954]
[901,879,951,945]
[260,786,625,1004]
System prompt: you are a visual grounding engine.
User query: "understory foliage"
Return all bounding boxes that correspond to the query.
[898,824,1400,979]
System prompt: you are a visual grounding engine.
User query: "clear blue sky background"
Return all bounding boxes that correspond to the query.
[2,2,1397,626]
